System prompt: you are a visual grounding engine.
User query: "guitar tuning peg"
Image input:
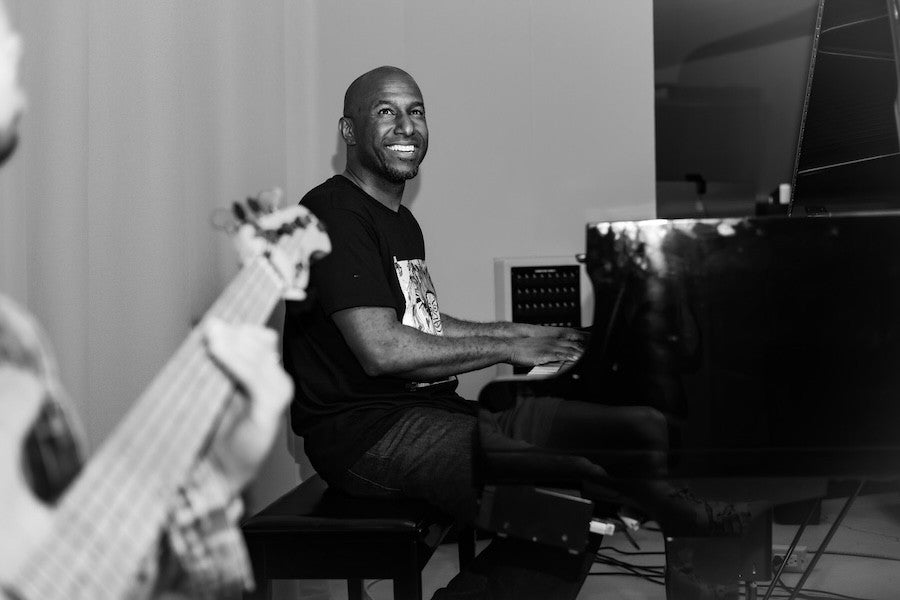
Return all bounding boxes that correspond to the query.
[232,202,248,223]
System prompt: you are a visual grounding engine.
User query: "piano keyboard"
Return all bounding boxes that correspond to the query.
[527,360,576,376]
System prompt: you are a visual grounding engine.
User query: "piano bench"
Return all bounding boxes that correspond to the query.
[241,474,477,600]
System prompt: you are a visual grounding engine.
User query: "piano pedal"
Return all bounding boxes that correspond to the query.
[477,485,646,555]
[477,484,595,554]
[619,514,641,533]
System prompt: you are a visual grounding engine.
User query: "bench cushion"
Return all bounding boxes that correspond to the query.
[242,474,453,538]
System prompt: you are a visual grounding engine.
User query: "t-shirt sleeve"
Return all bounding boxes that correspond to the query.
[310,207,396,315]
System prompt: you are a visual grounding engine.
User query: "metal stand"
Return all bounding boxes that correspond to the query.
[762,480,864,600]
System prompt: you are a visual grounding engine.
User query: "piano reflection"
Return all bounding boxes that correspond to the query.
[476,215,900,598]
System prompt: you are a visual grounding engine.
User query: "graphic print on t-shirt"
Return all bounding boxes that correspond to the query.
[394,257,444,335]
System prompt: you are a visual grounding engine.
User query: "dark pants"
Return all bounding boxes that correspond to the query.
[329,400,669,599]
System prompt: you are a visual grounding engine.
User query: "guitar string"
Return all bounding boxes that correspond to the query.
[17,258,284,599]
[85,263,277,596]
[23,263,273,598]
[73,264,267,513]
[87,251,286,523]
[19,228,304,599]
[18,278,253,597]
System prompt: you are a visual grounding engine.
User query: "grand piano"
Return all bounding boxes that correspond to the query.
[475,0,900,597]
[481,214,900,474]
[477,215,900,594]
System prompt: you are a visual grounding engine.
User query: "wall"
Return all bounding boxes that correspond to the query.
[654,0,820,215]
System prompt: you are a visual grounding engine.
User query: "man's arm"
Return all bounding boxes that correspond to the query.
[333,307,584,382]
[440,313,587,342]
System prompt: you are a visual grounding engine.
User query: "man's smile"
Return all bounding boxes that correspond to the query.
[387,144,416,154]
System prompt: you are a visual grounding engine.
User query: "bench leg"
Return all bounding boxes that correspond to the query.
[456,524,477,569]
[348,578,364,600]
[393,574,423,600]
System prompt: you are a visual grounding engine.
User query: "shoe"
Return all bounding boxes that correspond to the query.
[659,488,765,537]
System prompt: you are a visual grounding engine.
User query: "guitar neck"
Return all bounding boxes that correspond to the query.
[11,257,283,600]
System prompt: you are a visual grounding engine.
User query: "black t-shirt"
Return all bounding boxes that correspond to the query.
[283,175,475,478]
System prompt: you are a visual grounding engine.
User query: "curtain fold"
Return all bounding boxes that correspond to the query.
[1,0,296,448]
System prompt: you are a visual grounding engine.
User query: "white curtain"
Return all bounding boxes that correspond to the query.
[0,1,319,452]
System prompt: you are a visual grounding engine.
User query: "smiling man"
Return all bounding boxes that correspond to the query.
[340,66,428,199]
[284,64,588,518]
[282,66,612,600]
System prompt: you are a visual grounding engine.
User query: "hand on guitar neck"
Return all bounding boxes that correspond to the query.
[0,320,291,583]
[203,318,293,494]
[1,190,330,600]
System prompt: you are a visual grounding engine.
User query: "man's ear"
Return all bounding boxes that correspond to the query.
[339,116,356,146]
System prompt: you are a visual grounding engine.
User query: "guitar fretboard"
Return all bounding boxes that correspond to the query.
[11,257,283,600]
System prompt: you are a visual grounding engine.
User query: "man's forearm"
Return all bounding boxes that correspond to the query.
[371,328,584,382]
[441,313,579,340]
[440,313,537,339]
[333,306,585,382]
[378,329,513,380]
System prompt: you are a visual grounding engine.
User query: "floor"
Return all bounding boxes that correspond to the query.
[271,490,900,600]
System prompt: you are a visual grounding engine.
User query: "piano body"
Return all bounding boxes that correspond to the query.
[476,215,900,590]
[479,214,900,478]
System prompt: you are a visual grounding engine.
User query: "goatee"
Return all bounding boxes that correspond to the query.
[385,165,419,183]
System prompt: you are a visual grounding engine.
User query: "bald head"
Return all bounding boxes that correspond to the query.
[338,66,428,196]
[343,66,419,118]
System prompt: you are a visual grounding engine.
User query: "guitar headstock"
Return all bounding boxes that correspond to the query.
[227,188,330,300]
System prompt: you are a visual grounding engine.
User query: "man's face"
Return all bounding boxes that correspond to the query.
[0,2,24,166]
[349,74,428,184]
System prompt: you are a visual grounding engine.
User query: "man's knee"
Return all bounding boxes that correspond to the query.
[624,405,669,450]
